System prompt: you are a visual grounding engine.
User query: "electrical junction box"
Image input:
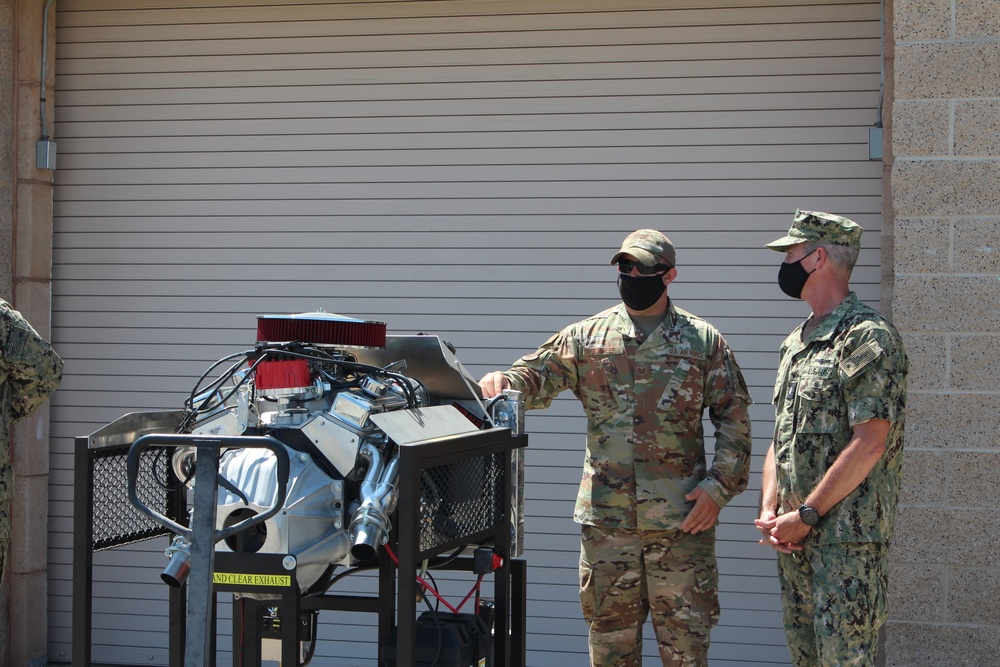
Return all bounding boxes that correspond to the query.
[36,140,57,170]
[869,126,883,161]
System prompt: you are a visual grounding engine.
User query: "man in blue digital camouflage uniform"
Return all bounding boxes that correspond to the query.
[480,230,752,667]
[755,210,908,667]
[0,298,63,583]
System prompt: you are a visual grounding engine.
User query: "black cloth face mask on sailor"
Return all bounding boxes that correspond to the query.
[777,249,819,299]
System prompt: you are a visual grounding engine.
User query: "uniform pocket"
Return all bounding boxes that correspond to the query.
[693,558,721,629]
[794,367,842,434]
[657,357,703,418]
[581,355,629,425]
[579,556,596,622]
[579,554,634,633]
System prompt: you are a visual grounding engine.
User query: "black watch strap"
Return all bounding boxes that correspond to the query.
[798,504,821,526]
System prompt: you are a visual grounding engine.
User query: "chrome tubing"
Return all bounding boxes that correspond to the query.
[348,442,400,560]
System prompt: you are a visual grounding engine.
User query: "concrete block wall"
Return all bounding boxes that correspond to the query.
[885,0,1000,663]
[0,0,13,652]
[1,0,57,665]
[1,0,13,301]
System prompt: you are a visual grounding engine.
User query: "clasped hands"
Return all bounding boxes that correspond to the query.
[754,510,810,554]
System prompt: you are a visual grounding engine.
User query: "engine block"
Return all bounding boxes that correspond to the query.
[156,311,524,597]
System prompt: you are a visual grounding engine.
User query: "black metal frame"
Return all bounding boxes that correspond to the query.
[74,420,527,667]
[72,412,189,667]
[207,427,527,667]
[393,428,527,667]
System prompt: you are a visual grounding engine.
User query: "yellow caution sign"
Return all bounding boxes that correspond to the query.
[213,572,292,587]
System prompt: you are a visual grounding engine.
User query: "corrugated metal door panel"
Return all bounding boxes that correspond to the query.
[54,85,881,119]
[56,1,874,43]
[50,1,883,665]
[53,175,882,201]
[52,159,877,185]
[55,142,873,166]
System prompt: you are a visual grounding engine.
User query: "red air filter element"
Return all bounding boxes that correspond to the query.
[256,311,387,349]
[256,359,311,391]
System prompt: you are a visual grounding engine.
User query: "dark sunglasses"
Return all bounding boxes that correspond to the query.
[617,259,672,275]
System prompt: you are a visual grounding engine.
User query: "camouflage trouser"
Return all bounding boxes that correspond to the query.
[777,542,887,667]
[0,453,9,584]
[579,525,719,667]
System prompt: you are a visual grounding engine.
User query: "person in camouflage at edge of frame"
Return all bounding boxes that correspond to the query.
[755,211,908,667]
[0,298,63,582]
[479,230,753,667]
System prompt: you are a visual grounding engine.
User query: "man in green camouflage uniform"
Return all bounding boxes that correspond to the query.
[480,230,752,667]
[755,211,908,667]
[0,298,63,582]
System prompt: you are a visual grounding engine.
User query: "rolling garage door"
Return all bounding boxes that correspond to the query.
[48,1,884,664]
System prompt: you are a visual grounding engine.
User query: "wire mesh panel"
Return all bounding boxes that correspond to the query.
[90,445,180,551]
[418,452,504,553]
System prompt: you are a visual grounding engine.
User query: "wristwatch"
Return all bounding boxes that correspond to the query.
[798,504,821,526]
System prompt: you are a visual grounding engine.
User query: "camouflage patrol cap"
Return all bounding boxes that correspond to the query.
[766,209,863,251]
[610,229,676,267]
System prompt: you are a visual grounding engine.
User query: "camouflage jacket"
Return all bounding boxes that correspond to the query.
[1,299,64,540]
[772,292,908,545]
[502,301,752,531]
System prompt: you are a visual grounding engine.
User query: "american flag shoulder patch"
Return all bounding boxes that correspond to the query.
[840,340,883,377]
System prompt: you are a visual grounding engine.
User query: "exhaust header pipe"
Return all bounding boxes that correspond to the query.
[161,536,192,588]
[348,443,400,561]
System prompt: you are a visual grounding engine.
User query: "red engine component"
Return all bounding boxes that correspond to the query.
[256,311,387,349]
[255,359,311,391]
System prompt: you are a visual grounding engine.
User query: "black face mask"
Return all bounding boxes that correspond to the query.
[777,249,818,299]
[618,274,667,311]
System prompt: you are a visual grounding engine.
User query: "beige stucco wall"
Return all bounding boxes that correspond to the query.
[1,0,56,664]
[885,0,1000,664]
